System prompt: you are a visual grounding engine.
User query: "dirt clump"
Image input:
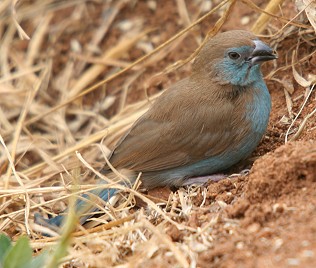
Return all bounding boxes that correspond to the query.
[210,140,316,268]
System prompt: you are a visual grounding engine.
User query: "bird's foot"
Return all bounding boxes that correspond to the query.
[228,168,250,178]
[182,174,227,186]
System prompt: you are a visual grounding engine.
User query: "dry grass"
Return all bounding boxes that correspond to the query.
[0,0,315,267]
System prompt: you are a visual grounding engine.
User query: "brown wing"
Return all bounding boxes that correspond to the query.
[108,78,244,172]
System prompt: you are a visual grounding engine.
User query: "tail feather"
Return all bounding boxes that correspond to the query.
[35,187,118,230]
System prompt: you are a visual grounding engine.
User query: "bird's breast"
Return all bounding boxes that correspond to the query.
[233,80,271,158]
[245,81,271,135]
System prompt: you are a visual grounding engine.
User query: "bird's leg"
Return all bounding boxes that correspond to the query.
[228,168,250,178]
[182,168,250,186]
[182,174,227,186]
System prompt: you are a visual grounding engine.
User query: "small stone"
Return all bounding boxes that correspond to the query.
[241,16,250,25]
[301,240,311,247]
[201,0,212,13]
[236,241,244,249]
[273,238,283,251]
[70,39,82,53]
[117,20,133,31]
[147,0,157,11]
[272,203,284,213]
[287,258,300,266]
[137,41,154,53]
[302,250,314,258]
[247,222,260,233]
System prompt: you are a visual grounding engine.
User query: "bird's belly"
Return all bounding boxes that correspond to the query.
[143,89,270,188]
[143,129,264,188]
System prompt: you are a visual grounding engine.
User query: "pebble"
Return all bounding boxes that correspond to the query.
[302,250,314,258]
[147,0,156,11]
[287,258,300,266]
[241,16,250,25]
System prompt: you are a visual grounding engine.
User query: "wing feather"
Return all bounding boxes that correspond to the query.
[108,78,244,172]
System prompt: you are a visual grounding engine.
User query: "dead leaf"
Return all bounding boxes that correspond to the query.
[295,0,316,34]
[292,50,312,87]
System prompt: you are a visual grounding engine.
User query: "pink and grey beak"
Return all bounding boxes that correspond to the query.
[249,40,277,65]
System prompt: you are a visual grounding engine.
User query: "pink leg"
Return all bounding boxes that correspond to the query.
[182,174,227,186]
[228,169,250,178]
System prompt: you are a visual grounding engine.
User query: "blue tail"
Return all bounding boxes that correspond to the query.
[35,187,117,229]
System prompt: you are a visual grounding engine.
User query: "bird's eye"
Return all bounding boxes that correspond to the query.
[228,52,241,60]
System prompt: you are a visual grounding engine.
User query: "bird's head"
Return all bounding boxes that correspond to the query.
[193,30,277,87]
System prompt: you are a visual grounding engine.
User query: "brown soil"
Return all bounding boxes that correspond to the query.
[221,141,316,268]
[147,141,316,268]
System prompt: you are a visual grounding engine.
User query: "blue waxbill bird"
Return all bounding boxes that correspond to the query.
[37,30,277,228]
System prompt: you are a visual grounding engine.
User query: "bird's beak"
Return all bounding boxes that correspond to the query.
[249,40,277,65]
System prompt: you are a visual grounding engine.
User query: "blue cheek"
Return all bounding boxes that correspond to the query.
[216,59,263,86]
[215,45,264,87]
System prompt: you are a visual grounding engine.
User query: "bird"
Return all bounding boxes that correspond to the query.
[36,30,277,229]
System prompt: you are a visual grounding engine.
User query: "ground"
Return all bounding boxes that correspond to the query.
[0,0,315,267]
